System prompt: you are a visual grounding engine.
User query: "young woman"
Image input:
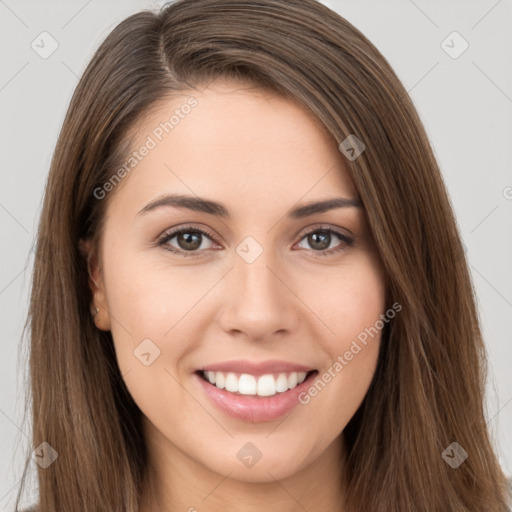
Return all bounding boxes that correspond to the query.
[17,0,511,510]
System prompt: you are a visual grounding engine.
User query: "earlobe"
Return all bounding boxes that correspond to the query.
[92,304,110,331]
[79,238,111,331]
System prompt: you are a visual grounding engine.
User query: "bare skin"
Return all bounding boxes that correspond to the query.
[84,78,387,512]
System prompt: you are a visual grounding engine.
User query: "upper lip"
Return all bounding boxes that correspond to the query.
[198,359,315,376]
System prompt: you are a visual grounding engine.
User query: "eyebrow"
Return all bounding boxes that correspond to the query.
[137,193,362,219]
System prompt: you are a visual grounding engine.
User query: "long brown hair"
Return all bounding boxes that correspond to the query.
[16,0,511,510]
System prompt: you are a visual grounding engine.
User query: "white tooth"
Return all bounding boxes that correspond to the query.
[238,374,257,395]
[215,372,225,389]
[206,371,216,384]
[257,374,277,396]
[225,372,238,392]
[287,372,298,389]
[217,371,308,395]
[297,371,307,384]
[276,373,288,392]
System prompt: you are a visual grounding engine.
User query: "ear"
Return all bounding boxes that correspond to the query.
[79,238,111,331]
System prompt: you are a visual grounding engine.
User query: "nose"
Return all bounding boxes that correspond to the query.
[216,246,300,342]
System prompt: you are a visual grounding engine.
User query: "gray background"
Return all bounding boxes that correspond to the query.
[1,0,511,508]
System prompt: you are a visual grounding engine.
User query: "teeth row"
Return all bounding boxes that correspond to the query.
[203,371,308,396]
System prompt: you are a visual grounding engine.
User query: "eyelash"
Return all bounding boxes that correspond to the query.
[156,224,354,259]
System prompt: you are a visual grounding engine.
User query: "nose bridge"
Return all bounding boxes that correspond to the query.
[235,239,283,310]
[238,246,277,297]
[217,236,298,339]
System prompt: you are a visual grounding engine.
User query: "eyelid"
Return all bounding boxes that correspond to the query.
[297,223,353,241]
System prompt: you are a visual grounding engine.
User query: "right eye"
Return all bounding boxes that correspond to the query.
[157,226,219,257]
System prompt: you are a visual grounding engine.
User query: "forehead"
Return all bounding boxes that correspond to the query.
[110,79,358,215]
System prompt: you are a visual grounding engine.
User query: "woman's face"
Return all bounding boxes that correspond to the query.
[88,78,387,484]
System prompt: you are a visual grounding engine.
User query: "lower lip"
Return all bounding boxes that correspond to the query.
[195,371,317,423]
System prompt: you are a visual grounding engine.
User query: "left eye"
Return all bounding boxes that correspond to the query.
[296,228,353,256]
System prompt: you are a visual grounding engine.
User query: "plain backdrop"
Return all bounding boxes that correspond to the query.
[1,0,511,509]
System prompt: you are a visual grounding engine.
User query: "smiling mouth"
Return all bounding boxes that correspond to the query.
[196,369,318,397]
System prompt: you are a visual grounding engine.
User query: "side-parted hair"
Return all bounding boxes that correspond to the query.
[17,0,511,510]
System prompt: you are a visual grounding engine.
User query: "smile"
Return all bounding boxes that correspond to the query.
[194,360,319,422]
[199,370,311,397]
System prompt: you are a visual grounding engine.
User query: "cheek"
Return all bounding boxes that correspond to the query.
[298,255,386,422]
[102,243,219,378]
[101,251,199,415]
[308,254,387,352]
[103,244,197,333]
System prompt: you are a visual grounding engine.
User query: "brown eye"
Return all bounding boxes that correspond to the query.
[175,231,203,251]
[157,226,217,257]
[306,231,331,250]
[296,227,354,256]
